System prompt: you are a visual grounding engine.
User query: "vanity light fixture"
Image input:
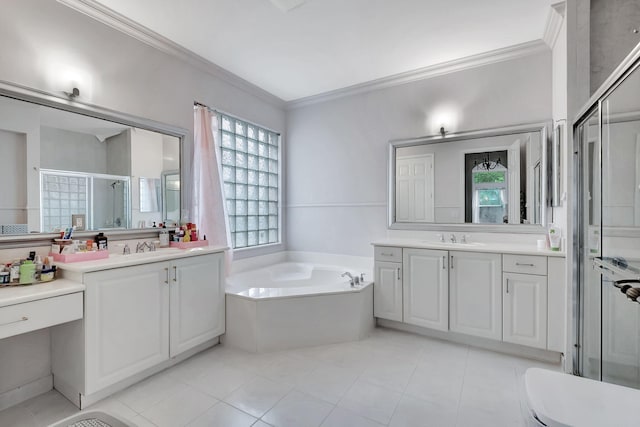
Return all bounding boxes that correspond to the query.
[64,87,80,99]
[474,155,502,171]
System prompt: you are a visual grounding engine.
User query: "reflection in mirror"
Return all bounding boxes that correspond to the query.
[0,95,181,234]
[162,171,180,225]
[391,124,546,228]
[139,177,161,213]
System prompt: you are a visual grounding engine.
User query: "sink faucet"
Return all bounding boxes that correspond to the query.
[450,234,456,244]
[341,272,360,287]
[136,241,156,253]
[122,244,130,255]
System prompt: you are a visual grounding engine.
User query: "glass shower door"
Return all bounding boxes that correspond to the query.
[598,66,640,389]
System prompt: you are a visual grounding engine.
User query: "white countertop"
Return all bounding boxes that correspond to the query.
[0,279,85,308]
[55,245,228,273]
[372,239,566,257]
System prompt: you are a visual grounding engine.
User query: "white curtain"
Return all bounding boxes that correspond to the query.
[192,106,232,269]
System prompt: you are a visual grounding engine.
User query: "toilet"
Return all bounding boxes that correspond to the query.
[524,368,640,426]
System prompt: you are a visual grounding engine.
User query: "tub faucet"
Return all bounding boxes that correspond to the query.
[342,272,360,287]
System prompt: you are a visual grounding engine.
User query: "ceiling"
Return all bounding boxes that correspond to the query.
[87,0,557,102]
[39,104,129,141]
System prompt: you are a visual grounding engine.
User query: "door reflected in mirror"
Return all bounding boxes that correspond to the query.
[390,123,547,228]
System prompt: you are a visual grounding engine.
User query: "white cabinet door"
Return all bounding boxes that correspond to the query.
[170,253,225,357]
[374,261,403,322]
[449,251,502,340]
[403,248,448,331]
[503,272,548,349]
[84,262,169,394]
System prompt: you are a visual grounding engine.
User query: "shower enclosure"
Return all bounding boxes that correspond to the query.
[575,45,640,388]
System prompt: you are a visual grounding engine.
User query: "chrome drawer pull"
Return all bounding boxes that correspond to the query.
[1,316,28,327]
[164,267,169,284]
[381,252,394,257]
[516,263,535,267]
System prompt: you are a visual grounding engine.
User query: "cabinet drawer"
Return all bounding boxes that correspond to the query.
[0,292,83,340]
[374,246,402,262]
[503,255,547,275]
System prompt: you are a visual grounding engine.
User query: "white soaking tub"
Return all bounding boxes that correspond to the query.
[224,262,374,352]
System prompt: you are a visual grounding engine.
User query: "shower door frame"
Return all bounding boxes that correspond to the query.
[573,43,640,377]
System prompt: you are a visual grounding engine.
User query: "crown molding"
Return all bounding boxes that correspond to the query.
[286,40,550,109]
[543,2,566,48]
[56,0,286,109]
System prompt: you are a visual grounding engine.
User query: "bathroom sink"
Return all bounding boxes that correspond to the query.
[421,241,486,247]
[112,248,184,259]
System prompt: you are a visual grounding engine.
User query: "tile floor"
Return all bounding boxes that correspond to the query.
[0,328,560,427]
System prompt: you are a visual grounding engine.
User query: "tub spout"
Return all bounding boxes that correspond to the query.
[342,272,359,287]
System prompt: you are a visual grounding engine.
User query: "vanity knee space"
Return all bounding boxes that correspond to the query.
[373,244,566,353]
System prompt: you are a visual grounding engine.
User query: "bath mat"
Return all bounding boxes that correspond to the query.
[48,410,136,427]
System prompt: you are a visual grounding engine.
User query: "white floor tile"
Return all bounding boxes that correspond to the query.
[389,395,457,427]
[131,414,160,427]
[320,406,385,427]
[224,376,292,418]
[405,364,465,407]
[186,362,255,400]
[262,390,334,427]
[262,355,320,385]
[86,396,139,422]
[0,328,561,427]
[140,385,217,427]
[295,363,359,404]
[0,404,38,427]
[186,401,257,427]
[359,359,417,393]
[23,390,78,427]
[456,405,525,427]
[115,371,188,413]
[338,379,402,425]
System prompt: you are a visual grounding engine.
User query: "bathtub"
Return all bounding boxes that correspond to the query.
[224,262,374,352]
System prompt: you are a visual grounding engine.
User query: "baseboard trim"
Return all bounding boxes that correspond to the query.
[0,375,53,412]
[377,319,561,364]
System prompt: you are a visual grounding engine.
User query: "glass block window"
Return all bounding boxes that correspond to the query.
[219,113,280,249]
[41,172,88,232]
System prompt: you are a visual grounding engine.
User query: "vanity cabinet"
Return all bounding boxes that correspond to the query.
[402,248,448,331]
[449,251,502,340]
[84,262,170,394]
[502,254,548,349]
[170,255,225,356]
[374,247,403,322]
[52,251,225,407]
[373,244,566,355]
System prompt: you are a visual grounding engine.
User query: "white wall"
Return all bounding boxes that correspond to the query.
[41,127,107,173]
[286,51,553,257]
[0,0,285,407]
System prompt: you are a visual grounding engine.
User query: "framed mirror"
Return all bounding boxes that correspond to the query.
[0,86,185,236]
[388,122,549,232]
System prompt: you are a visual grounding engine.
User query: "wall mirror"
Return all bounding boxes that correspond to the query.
[0,92,183,236]
[388,122,549,231]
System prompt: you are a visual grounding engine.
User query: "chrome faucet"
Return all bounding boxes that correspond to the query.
[342,272,360,287]
[136,241,156,253]
[122,243,130,255]
[450,234,456,244]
